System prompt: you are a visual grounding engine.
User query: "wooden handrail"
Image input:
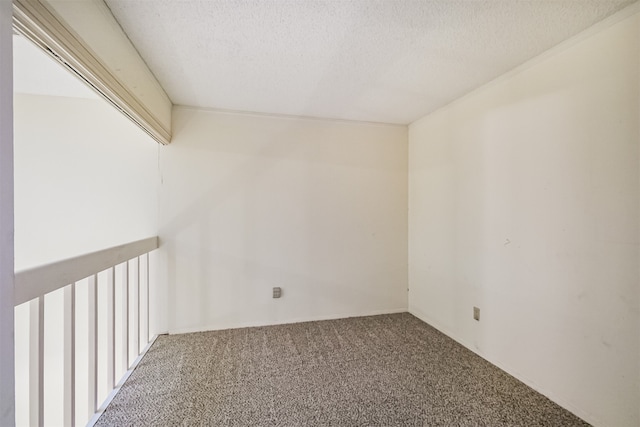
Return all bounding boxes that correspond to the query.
[14,236,158,306]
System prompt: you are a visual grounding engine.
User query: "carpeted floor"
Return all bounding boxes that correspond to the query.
[95,313,589,426]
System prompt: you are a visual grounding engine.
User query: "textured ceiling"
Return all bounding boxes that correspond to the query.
[105,0,634,124]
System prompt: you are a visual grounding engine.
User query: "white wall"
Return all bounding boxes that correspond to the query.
[159,107,408,333]
[13,94,159,270]
[408,10,639,427]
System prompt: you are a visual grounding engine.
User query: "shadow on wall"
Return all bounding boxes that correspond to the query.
[159,108,408,333]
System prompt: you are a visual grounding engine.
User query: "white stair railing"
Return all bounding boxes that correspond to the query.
[14,237,159,427]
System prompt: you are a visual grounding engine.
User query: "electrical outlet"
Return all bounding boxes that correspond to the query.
[473,306,480,321]
[273,287,282,298]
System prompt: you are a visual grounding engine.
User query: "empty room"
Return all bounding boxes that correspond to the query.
[1,0,639,426]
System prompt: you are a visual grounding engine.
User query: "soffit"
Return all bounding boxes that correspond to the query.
[105,0,635,124]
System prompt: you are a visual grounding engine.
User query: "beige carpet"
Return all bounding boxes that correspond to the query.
[95,313,589,426]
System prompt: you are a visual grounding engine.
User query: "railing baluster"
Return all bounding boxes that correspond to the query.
[28,299,36,427]
[14,238,158,426]
[28,297,44,427]
[145,253,150,343]
[136,256,141,353]
[38,297,44,427]
[63,283,75,427]
[107,267,115,390]
[93,275,99,412]
[129,259,138,363]
[122,262,129,372]
[87,275,98,417]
